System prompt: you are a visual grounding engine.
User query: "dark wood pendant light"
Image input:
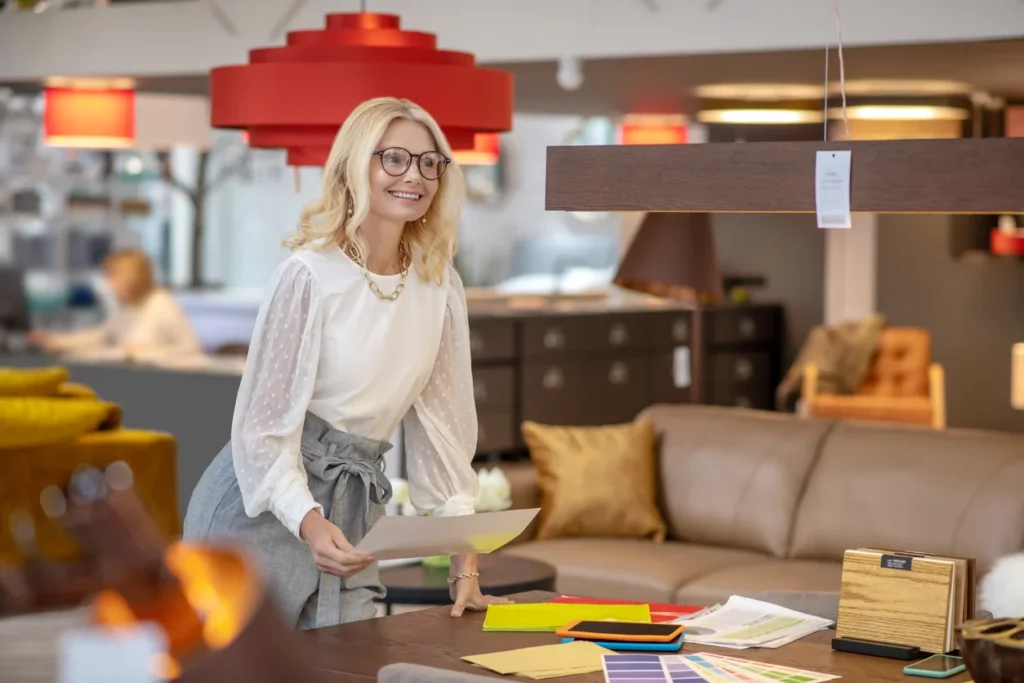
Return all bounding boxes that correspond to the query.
[545,138,1024,215]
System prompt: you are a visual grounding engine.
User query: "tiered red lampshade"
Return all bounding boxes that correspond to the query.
[44,87,135,149]
[209,12,513,166]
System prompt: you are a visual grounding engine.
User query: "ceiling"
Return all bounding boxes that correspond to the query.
[6,37,1024,117]
[494,38,1024,116]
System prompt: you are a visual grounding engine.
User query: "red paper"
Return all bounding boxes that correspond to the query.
[550,595,703,623]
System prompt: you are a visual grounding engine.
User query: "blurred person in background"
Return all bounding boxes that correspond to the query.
[31,248,203,363]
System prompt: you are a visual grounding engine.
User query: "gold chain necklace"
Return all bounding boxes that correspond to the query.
[359,247,410,301]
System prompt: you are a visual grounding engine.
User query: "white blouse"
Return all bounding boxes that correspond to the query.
[231,245,479,538]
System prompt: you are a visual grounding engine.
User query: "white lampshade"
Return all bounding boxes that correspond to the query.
[134,93,213,150]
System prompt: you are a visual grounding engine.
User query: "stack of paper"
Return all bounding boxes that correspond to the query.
[482,603,651,632]
[463,641,613,680]
[669,596,832,649]
[550,595,703,623]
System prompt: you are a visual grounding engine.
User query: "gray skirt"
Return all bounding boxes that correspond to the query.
[182,411,393,630]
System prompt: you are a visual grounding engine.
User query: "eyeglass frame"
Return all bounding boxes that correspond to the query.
[371,147,451,180]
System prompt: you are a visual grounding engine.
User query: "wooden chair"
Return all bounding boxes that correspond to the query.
[802,327,946,429]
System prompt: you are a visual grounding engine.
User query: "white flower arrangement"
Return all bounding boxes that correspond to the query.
[387,466,513,517]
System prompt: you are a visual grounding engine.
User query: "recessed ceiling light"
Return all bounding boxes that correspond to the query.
[831,80,972,96]
[697,108,824,124]
[695,83,825,101]
[830,105,970,121]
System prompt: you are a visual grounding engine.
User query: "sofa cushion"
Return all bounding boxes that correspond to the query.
[674,560,842,606]
[640,405,834,557]
[501,539,767,603]
[789,421,1024,573]
[521,419,667,542]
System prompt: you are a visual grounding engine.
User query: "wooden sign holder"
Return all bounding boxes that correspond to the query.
[545,138,1024,215]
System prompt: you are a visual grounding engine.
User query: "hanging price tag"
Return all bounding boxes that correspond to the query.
[815,150,852,229]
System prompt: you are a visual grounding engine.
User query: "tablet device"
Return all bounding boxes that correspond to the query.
[555,620,685,643]
[560,634,684,652]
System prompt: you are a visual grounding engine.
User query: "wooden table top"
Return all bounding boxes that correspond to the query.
[303,591,974,683]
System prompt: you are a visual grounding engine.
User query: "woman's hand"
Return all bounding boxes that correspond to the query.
[449,576,514,617]
[299,509,375,577]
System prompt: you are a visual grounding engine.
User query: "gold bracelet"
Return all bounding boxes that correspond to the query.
[447,571,480,585]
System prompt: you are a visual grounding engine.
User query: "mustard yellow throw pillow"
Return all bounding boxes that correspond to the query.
[0,397,119,449]
[0,366,69,397]
[521,419,667,542]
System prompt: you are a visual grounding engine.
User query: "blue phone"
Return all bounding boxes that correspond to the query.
[903,655,966,678]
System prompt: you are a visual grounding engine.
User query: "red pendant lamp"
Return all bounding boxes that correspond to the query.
[209,12,513,166]
[44,87,135,149]
[618,114,688,145]
[451,132,500,165]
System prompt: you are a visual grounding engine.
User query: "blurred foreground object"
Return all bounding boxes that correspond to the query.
[0,464,327,683]
[958,618,1024,683]
[0,365,179,564]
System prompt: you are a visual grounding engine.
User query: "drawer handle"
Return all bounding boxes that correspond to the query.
[473,379,488,401]
[735,396,752,409]
[671,318,689,343]
[543,328,565,349]
[542,367,565,390]
[738,316,757,338]
[734,358,753,381]
[608,361,630,385]
[609,323,629,346]
[470,332,484,353]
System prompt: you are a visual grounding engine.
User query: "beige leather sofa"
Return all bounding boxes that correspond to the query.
[500,404,1024,606]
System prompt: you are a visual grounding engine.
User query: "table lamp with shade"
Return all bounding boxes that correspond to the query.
[613,211,723,304]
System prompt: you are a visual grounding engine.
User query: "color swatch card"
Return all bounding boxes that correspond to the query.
[602,654,718,683]
[687,654,840,683]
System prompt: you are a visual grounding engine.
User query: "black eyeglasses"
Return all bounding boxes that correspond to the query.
[372,147,450,181]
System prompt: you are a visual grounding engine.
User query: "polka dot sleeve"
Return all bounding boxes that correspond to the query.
[230,257,323,537]
[402,266,479,516]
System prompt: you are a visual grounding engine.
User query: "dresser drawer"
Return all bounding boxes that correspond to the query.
[469,318,516,361]
[585,356,651,425]
[473,366,514,413]
[708,352,773,409]
[706,308,777,346]
[476,412,516,453]
[649,351,692,404]
[520,359,590,424]
[649,311,693,348]
[522,314,650,356]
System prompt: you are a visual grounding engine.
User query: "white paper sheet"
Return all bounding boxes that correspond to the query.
[670,595,833,649]
[356,508,540,560]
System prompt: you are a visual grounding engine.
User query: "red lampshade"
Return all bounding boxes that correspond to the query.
[44,87,135,149]
[618,114,688,145]
[452,132,500,165]
[209,12,513,166]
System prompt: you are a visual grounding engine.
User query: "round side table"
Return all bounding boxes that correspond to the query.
[377,555,557,615]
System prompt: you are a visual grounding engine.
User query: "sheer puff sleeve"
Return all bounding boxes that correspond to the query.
[402,266,479,517]
[231,257,323,538]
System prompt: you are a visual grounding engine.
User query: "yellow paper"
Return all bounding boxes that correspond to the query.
[523,665,604,679]
[482,602,651,631]
[462,641,612,676]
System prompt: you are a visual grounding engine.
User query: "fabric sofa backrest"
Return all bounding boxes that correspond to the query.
[789,421,1024,573]
[640,405,834,557]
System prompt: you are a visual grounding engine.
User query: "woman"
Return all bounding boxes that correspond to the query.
[184,97,510,629]
[34,248,203,363]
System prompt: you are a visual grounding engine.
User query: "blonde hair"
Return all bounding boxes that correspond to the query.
[284,97,466,285]
[102,248,155,304]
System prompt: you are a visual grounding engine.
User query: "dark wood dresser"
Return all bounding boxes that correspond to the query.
[466,299,784,455]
